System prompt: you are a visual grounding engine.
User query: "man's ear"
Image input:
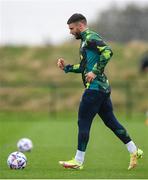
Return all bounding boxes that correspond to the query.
[78,22,83,30]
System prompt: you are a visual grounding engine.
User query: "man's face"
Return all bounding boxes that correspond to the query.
[68,22,81,39]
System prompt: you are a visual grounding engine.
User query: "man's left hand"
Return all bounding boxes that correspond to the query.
[85,72,97,83]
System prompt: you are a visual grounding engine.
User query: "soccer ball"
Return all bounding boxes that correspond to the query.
[17,138,33,152]
[7,151,27,169]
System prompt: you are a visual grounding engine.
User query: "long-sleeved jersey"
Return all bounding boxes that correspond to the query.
[64,29,113,93]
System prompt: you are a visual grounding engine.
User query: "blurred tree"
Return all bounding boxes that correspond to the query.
[92,4,148,42]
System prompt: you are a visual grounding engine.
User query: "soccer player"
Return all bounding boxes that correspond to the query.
[57,13,143,170]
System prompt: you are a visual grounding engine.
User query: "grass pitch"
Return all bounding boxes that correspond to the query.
[0,111,147,179]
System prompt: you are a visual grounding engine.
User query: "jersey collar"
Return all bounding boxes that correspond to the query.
[80,28,89,40]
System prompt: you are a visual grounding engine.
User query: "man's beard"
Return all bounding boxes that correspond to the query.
[74,32,81,39]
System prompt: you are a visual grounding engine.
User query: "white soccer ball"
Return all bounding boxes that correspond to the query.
[17,138,33,152]
[7,151,27,169]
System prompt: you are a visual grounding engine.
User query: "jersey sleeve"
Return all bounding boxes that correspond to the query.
[64,64,82,73]
[86,38,113,75]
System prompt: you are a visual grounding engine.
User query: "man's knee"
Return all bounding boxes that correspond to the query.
[100,111,113,126]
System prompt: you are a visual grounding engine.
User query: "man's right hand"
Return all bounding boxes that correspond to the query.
[57,58,65,70]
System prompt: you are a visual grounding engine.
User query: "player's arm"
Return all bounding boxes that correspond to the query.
[64,64,82,73]
[86,39,113,75]
[57,58,82,73]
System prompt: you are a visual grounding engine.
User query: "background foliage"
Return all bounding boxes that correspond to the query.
[92,4,148,42]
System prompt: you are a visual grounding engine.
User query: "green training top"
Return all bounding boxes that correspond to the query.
[64,29,113,93]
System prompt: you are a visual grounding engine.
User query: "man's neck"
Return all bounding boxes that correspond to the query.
[80,27,88,33]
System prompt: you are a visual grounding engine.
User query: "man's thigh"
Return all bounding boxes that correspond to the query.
[78,89,107,120]
[98,95,113,114]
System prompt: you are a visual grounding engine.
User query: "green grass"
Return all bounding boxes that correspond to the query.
[0,111,147,179]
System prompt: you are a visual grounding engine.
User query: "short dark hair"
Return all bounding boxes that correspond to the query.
[67,13,87,24]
